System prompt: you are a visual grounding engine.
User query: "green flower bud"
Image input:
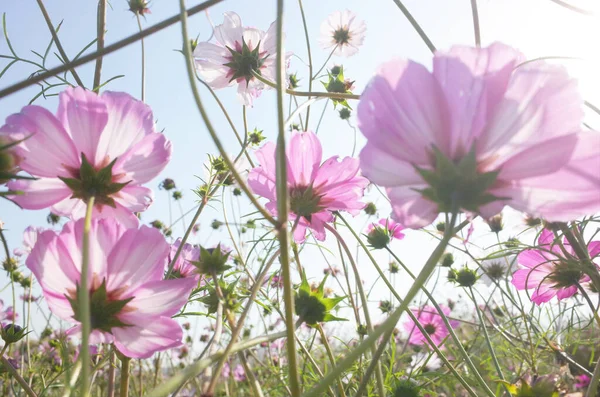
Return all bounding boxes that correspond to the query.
[378,300,393,314]
[389,261,400,274]
[192,244,232,275]
[295,273,346,326]
[357,324,368,336]
[363,202,377,216]
[440,252,454,267]
[2,257,18,273]
[436,221,446,232]
[248,128,265,146]
[211,219,223,230]
[393,378,421,397]
[449,267,478,287]
[233,187,242,196]
[487,214,504,233]
[160,178,176,191]
[172,191,183,200]
[46,212,61,225]
[1,324,28,344]
[366,226,391,249]
[338,108,351,120]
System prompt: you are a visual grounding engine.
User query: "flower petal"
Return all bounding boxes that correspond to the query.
[8,178,71,210]
[112,317,183,359]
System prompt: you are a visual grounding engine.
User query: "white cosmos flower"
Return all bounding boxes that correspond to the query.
[319,10,366,57]
[193,12,291,106]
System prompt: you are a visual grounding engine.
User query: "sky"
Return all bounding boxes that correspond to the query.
[0,0,599,338]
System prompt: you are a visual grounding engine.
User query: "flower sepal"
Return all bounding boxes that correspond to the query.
[191,244,232,276]
[224,38,269,84]
[1,324,30,344]
[59,154,130,208]
[414,146,505,213]
[294,272,346,326]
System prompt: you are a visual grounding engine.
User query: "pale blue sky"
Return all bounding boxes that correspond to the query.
[0,0,599,334]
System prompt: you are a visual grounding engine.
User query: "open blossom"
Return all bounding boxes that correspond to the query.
[3,87,171,227]
[193,12,290,106]
[403,305,459,346]
[248,130,368,243]
[0,300,17,322]
[358,42,600,229]
[26,218,195,358]
[511,229,599,305]
[13,226,42,257]
[574,374,591,389]
[233,364,246,382]
[169,238,201,281]
[366,218,405,239]
[319,10,366,57]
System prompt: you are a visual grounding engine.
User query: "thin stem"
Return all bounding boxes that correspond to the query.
[176,3,277,226]
[274,0,300,395]
[470,0,481,46]
[135,14,146,101]
[120,357,131,397]
[468,287,509,392]
[317,325,346,397]
[206,249,280,393]
[35,0,85,87]
[586,357,600,397]
[0,0,224,98]
[93,0,107,89]
[252,70,360,100]
[297,0,313,130]
[302,211,458,397]
[577,284,600,329]
[78,196,95,397]
[391,0,436,53]
[0,353,37,397]
[107,349,115,397]
[324,223,385,396]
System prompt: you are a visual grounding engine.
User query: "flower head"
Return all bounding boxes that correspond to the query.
[0,301,17,323]
[233,364,246,382]
[26,218,195,358]
[365,218,405,249]
[13,226,42,257]
[193,12,291,106]
[511,229,599,305]
[248,131,368,243]
[574,374,591,389]
[358,43,600,228]
[4,87,171,227]
[168,238,201,281]
[319,10,366,57]
[403,305,459,346]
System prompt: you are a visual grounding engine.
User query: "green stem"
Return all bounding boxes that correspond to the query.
[252,70,360,100]
[324,223,385,396]
[78,196,95,397]
[135,14,145,101]
[470,0,481,46]
[177,1,277,227]
[0,0,224,98]
[107,349,115,397]
[0,353,37,397]
[93,0,107,90]
[317,325,347,397]
[120,357,131,397]
[302,211,458,397]
[586,357,600,397]
[297,0,313,130]
[391,0,436,53]
[468,287,509,392]
[35,0,85,87]
[273,1,301,395]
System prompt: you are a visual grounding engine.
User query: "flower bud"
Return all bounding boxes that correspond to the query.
[439,252,454,267]
[378,300,393,313]
[389,261,400,274]
[392,378,421,397]
[449,267,478,287]
[1,324,28,344]
[46,212,61,225]
[363,202,377,216]
[366,226,391,249]
[356,324,368,336]
[211,219,223,230]
[172,191,183,200]
[160,178,176,191]
[486,214,503,233]
[338,108,351,120]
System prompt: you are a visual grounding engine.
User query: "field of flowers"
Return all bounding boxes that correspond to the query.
[0,0,599,396]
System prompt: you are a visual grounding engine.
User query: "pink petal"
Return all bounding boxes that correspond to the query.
[4,106,79,177]
[8,178,71,210]
[128,278,196,317]
[248,142,277,200]
[106,225,168,292]
[113,132,171,184]
[497,134,577,180]
[113,185,153,213]
[359,143,423,187]
[588,241,600,258]
[286,131,322,187]
[214,12,244,48]
[112,317,183,359]
[57,87,109,163]
[433,42,522,158]
[357,58,450,165]
[95,91,155,164]
[387,187,438,229]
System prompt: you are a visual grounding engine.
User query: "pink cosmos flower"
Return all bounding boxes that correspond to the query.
[248,130,368,243]
[574,374,591,389]
[169,238,201,281]
[403,305,459,346]
[358,42,600,228]
[233,364,246,382]
[0,300,17,322]
[193,12,291,106]
[366,218,405,240]
[511,229,599,305]
[3,87,171,228]
[13,226,42,257]
[26,218,195,359]
[221,362,231,378]
[319,10,366,57]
